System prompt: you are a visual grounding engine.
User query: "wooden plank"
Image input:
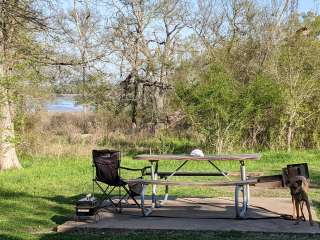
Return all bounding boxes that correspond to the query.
[126,179,257,187]
[256,180,283,188]
[134,153,260,161]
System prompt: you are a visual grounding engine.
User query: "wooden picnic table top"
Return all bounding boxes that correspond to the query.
[134,153,261,161]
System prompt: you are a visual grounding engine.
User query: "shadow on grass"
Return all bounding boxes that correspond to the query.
[43,194,84,225]
[0,234,24,240]
[0,187,82,238]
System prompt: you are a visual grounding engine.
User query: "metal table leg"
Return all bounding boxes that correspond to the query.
[208,160,231,181]
[235,161,250,218]
[240,160,250,205]
[150,161,159,208]
[162,160,189,204]
[164,177,169,202]
[141,183,152,216]
[235,183,248,218]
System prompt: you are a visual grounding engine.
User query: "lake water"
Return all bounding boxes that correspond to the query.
[46,95,85,112]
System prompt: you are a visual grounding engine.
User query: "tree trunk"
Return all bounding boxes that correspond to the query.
[0,11,21,170]
[153,87,165,134]
[287,112,296,152]
[131,78,139,131]
[154,88,165,116]
[0,89,21,170]
[287,124,293,152]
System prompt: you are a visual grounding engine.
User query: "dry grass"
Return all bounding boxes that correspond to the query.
[19,112,98,155]
[18,112,199,156]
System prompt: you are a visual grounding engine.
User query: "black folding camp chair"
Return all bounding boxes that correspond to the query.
[92,149,148,211]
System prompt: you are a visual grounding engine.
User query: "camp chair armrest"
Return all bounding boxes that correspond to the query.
[120,166,151,173]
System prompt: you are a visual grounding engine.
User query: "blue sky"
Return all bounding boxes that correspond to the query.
[299,0,319,13]
[60,1,320,15]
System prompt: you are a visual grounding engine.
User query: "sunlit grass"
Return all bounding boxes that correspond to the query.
[0,151,319,239]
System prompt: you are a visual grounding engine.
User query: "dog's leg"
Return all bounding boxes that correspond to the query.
[294,199,300,225]
[305,199,314,226]
[292,195,296,219]
[300,201,306,221]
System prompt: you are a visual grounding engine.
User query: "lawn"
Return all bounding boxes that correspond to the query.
[0,151,320,239]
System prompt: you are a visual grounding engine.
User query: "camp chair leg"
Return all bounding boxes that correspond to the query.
[105,187,119,208]
[117,187,122,212]
[115,187,131,213]
[122,186,141,208]
[95,182,120,209]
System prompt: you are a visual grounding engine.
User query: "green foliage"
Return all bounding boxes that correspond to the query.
[172,14,320,152]
[176,64,239,151]
[272,16,320,150]
[175,65,286,151]
[237,74,284,149]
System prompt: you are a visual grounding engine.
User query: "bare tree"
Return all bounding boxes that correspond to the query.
[53,0,110,108]
[109,0,187,131]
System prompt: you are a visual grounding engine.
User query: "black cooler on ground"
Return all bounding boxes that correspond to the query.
[76,196,97,217]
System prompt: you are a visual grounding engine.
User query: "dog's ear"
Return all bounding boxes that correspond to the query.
[296,179,303,186]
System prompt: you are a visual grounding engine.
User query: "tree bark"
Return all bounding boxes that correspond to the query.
[131,77,139,130]
[0,88,21,170]
[153,86,165,133]
[287,111,296,152]
[0,1,21,170]
[153,87,165,118]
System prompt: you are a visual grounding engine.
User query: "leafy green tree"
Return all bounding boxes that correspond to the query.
[175,64,239,152]
[237,74,284,149]
[276,16,320,151]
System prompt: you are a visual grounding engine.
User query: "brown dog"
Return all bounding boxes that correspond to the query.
[288,176,313,226]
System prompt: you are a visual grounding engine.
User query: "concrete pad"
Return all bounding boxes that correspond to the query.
[58,197,320,234]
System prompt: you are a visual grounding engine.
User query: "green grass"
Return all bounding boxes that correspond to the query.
[0,151,320,239]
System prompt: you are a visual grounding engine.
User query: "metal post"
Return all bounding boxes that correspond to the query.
[168,160,189,178]
[164,177,169,202]
[162,160,188,204]
[240,161,245,180]
[150,161,157,208]
[240,160,249,204]
[141,184,152,217]
[92,163,95,198]
[154,162,160,207]
[208,160,231,181]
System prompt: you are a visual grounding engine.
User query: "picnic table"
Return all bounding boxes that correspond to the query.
[132,153,260,218]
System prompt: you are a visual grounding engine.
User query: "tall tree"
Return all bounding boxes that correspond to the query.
[0,0,46,170]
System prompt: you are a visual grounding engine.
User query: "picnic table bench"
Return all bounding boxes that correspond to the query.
[127,178,257,217]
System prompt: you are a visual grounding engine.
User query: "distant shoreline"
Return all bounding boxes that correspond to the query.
[45,95,85,112]
[55,94,80,97]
